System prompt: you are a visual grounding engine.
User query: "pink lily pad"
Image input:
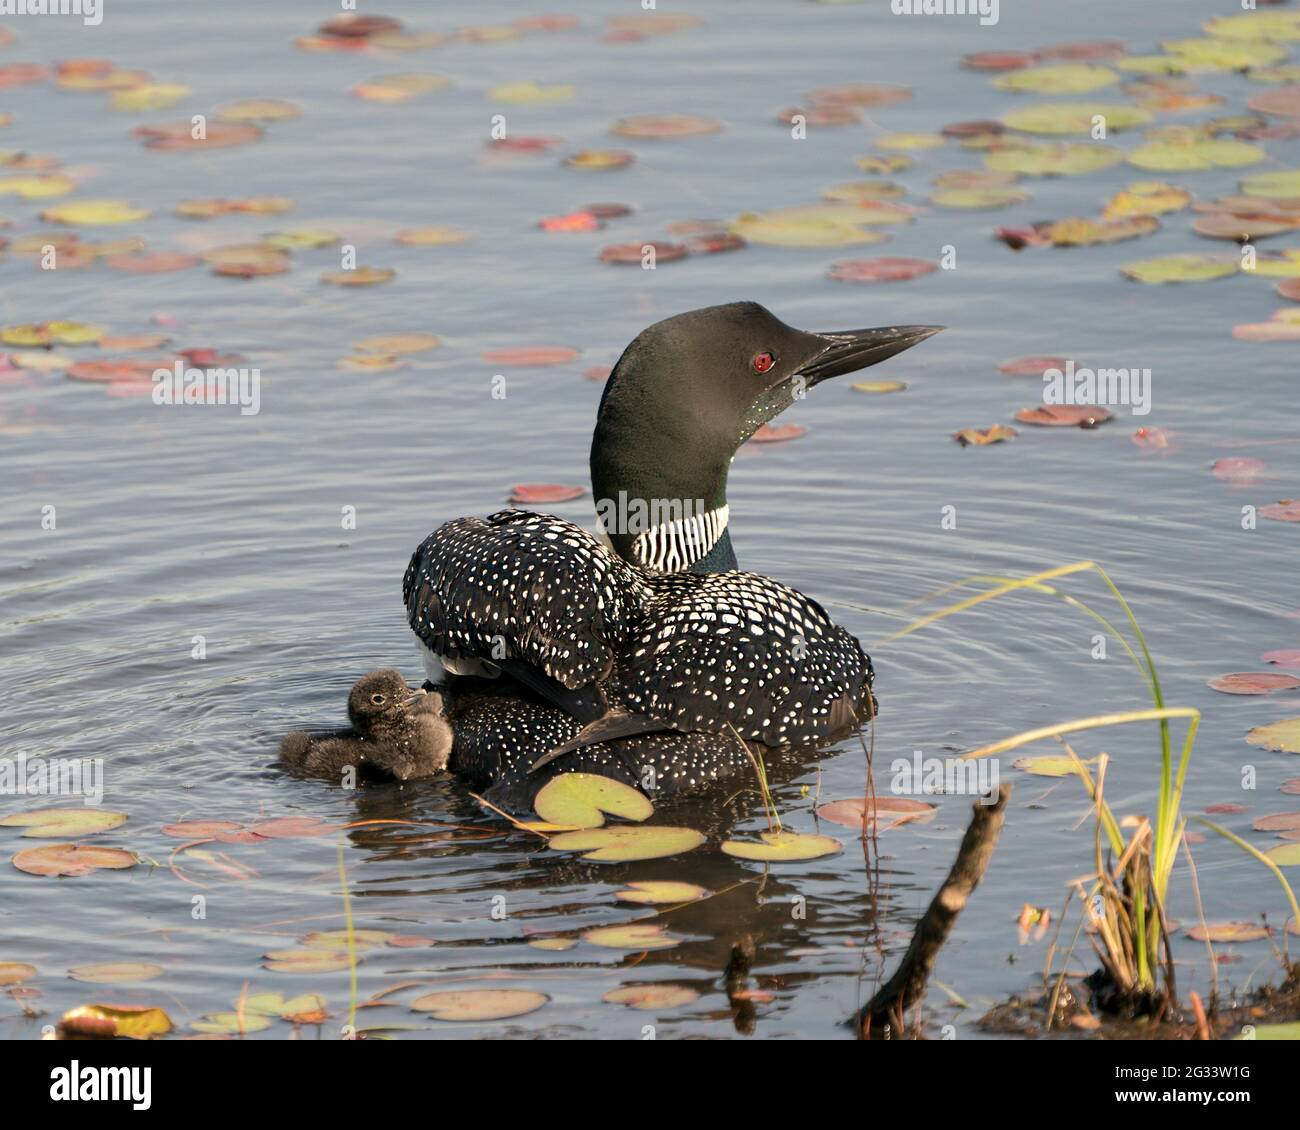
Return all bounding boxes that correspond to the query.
[1014,405,1112,428]
[509,484,585,504]
[749,424,806,444]
[481,347,579,367]
[999,355,1071,376]
[1261,499,1300,522]
[1262,650,1300,669]
[1207,672,1300,695]
[1212,456,1266,482]
[827,257,937,283]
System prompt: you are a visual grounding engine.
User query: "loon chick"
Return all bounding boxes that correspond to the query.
[404,304,932,766]
[280,669,452,783]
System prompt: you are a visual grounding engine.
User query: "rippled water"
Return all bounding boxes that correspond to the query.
[3,0,1300,1040]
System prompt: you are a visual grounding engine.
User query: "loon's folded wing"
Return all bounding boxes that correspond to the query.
[403,510,649,692]
[608,570,874,748]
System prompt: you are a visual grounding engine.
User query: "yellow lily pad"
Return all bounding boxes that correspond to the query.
[1185,922,1270,942]
[12,843,136,877]
[42,199,149,225]
[1205,12,1300,44]
[582,923,681,950]
[720,830,842,862]
[410,988,548,1020]
[63,1004,173,1039]
[615,880,708,905]
[1001,102,1151,135]
[488,81,576,103]
[930,185,1030,209]
[301,928,391,952]
[110,83,190,112]
[68,962,163,984]
[1013,754,1102,777]
[855,155,913,173]
[874,132,944,151]
[1246,717,1300,753]
[262,949,352,973]
[547,825,705,862]
[1120,254,1237,284]
[394,225,473,246]
[533,772,653,829]
[321,267,394,286]
[0,807,126,838]
[1267,843,1300,866]
[243,992,327,1021]
[217,99,301,122]
[994,64,1119,94]
[822,179,908,201]
[1102,181,1192,219]
[527,937,577,951]
[602,984,700,1009]
[261,229,340,250]
[1128,137,1265,172]
[1162,37,1287,72]
[1241,169,1300,198]
[353,332,441,355]
[0,962,37,985]
[984,142,1124,176]
[190,1011,274,1034]
[0,174,75,199]
[852,379,907,393]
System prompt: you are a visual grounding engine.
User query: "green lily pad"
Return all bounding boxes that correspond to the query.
[1128,137,1265,172]
[0,808,127,838]
[411,988,549,1020]
[1001,102,1151,135]
[547,826,705,862]
[720,830,842,862]
[1185,921,1269,942]
[243,992,327,1020]
[984,142,1124,176]
[190,1011,274,1034]
[822,179,908,201]
[301,929,391,952]
[1120,254,1238,283]
[615,880,708,905]
[1162,37,1288,71]
[1206,13,1300,44]
[930,185,1030,209]
[262,949,353,973]
[582,923,681,950]
[1241,169,1300,198]
[533,773,653,829]
[1265,842,1300,866]
[1246,717,1300,754]
[1247,251,1300,278]
[993,64,1119,94]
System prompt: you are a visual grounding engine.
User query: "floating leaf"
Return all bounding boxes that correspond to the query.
[1253,812,1300,833]
[488,81,575,104]
[62,1004,172,1040]
[815,797,936,829]
[1015,405,1113,427]
[190,1011,274,1034]
[964,51,1038,71]
[874,132,944,151]
[1269,842,1300,865]
[1196,212,1294,241]
[508,484,585,504]
[1120,254,1237,283]
[533,773,652,829]
[353,332,440,355]
[615,880,708,905]
[111,83,190,112]
[721,830,842,861]
[262,229,340,251]
[247,816,337,838]
[411,989,548,1020]
[1162,37,1287,72]
[1129,137,1265,172]
[393,225,473,246]
[1246,718,1300,754]
[583,923,681,950]
[0,962,37,986]
[68,962,164,984]
[302,929,391,952]
[262,949,352,974]
[612,114,722,139]
[483,346,579,367]
[1014,754,1102,777]
[1036,215,1160,246]
[828,257,936,283]
[160,820,244,839]
[750,424,806,444]
[1241,169,1300,198]
[548,826,704,862]
[352,73,451,102]
[730,203,904,248]
[321,267,394,286]
[599,240,688,263]
[994,64,1119,95]
[134,121,262,150]
[41,199,149,225]
[852,379,906,393]
[564,149,635,170]
[1205,12,1300,44]
[602,984,699,1009]
[930,185,1030,209]
[528,937,576,951]
[1249,85,1300,119]
[985,142,1124,177]
[1263,650,1300,669]
[1185,922,1269,942]
[242,992,328,1022]
[954,425,1018,447]
[1001,102,1151,135]
[808,82,911,107]
[217,99,300,122]
[1262,500,1300,522]
[1000,355,1071,376]
[12,843,135,877]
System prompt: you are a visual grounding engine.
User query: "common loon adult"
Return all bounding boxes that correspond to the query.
[402,302,939,795]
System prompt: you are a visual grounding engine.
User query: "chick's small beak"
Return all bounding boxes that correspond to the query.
[798,325,943,386]
[399,688,428,708]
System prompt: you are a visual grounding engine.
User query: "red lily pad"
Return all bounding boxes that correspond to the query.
[1249,85,1300,120]
[1253,812,1300,832]
[481,346,580,367]
[807,83,910,107]
[583,366,612,382]
[0,64,50,89]
[13,843,135,877]
[1208,672,1300,695]
[749,424,806,444]
[1262,499,1300,522]
[488,136,564,154]
[320,14,402,39]
[105,251,201,273]
[161,820,243,839]
[1212,456,1266,482]
[685,232,745,255]
[599,240,688,264]
[582,203,634,219]
[999,355,1071,376]
[66,359,163,383]
[1014,405,1113,428]
[816,796,937,829]
[777,105,861,128]
[247,816,336,839]
[538,212,602,232]
[1263,650,1300,669]
[133,121,263,151]
[1278,278,1300,302]
[827,257,937,283]
[962,52,1037,71]
[1205,803,1249,815]
[508,484,585,504]
[1283,779,1300,795]
[1036,40,1126,63]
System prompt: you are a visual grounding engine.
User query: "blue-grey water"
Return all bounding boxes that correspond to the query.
[2,0,1299,1039]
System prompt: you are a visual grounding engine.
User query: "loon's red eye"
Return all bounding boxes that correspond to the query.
[752,351,775,374]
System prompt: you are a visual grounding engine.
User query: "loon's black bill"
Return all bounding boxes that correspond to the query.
[800,325,943,385]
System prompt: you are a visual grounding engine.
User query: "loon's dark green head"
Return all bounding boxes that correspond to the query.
[590,301,941,572]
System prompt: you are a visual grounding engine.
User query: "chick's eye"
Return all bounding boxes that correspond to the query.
[371,694,385,705]
[752,351,775,375]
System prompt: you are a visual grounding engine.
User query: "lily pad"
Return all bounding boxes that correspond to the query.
[1014,754,1103,777]
[1241,169,1300,198]
[489,81,575,104]
[301,929,391,952]
[1268,843,1300,866]
[602,984,699,1009]
[994,64,1119,95]
[1015,405,1113,427]
[508,484,585,504]
[582,923,681,950]
[12,843,135,877]
[815,797,936,829]
[411,988,549,1021]
[930,185,1030,209]
[615,880,708,905]
[852,379,907,393]
[533,773,652,829]
[1001,102,1151,135]
[321,267,394,286]
[1263,651,1300,669]
[1121,254,1237,283]
[62,1004,172,1040]
[1129,137,1265,172]
[984,142,1124,176]
[68,962,164,984]
[1246,718,1300,754]
[190,1011,273,1034]
[547,826,705,862]
[41,199,149,225]
[1186,922,1269,942]
[828,257,936,283]
[612,114,722,139]
[1209,672,1300,695]
[0,962,37,986]
[353,332,440,355]
[262,949,352,974]
[564,150,635,170]
[1253,812,1300,833]
[954,425,1018,447]
[216,99,301,122]
[721,830,842,861]
[393,226,473,246]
